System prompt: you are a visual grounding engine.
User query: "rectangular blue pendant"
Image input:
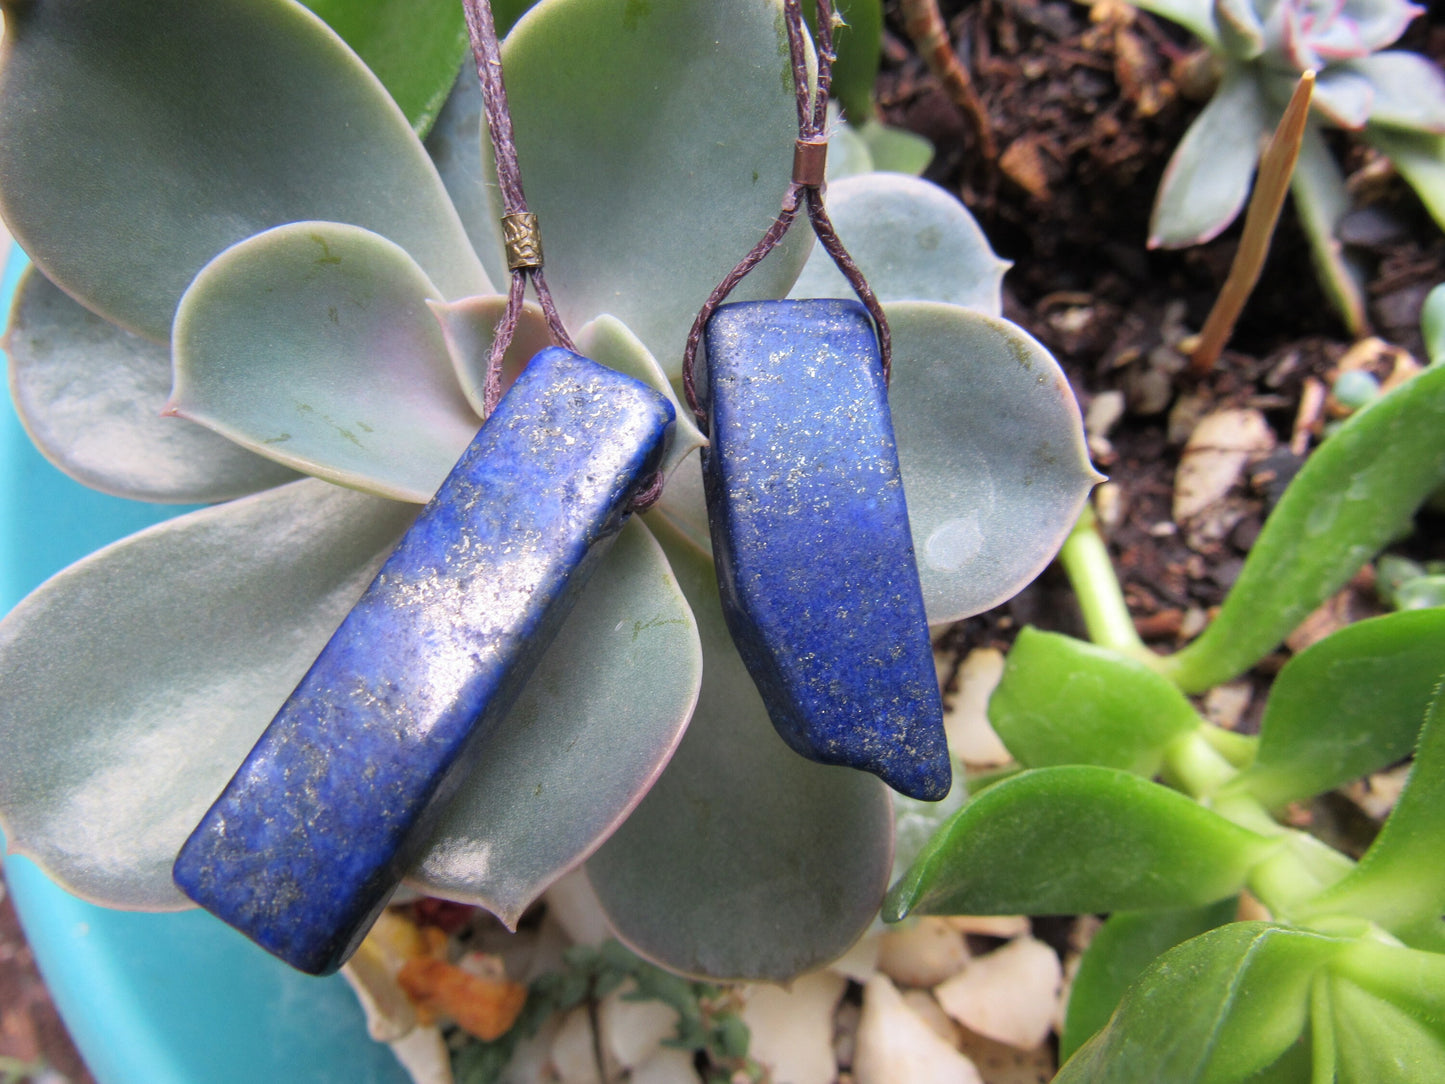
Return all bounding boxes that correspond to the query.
[173,348,674,975]
[702,299,950,801]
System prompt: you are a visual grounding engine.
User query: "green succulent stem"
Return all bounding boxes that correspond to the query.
[1246,830,1358,917]
[1198,724,1258,768]
[1163,727,1240,800]
[1209,790,1353,916]
[1058,503,1152,662]
[1162,727,1356,916]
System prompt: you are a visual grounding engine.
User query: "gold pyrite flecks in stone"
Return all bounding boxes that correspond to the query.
[174,349,675,975]
[700,298,950,802]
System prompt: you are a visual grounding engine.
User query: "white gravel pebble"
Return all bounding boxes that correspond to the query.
[855,974,984,1084]
[877,917,971,988]
[551,1006,603,1084]
[742,969,847,1084]
[599,978,680,1070]
[944,648,1010,766]
[935,936,1063,1050]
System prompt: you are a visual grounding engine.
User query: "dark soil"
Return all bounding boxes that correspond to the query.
[882,0,1445,684]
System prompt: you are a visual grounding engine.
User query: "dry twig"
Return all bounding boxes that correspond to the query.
[1190,72,1315,375]
[900,0,998,160]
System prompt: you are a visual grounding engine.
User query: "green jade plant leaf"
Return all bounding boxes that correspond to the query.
[988,626,1200,776]
[0,0,1098,979]
[1294,683,1445,935]
[1059,899,1239,1062]
[801,0,883,122]
[883,765,1276,919]
[300,0,468,136]
[1224,609,1445,809]
[1058,923,1354,1084]
[1160,360,1445,693]
[1062,922,1445,1082]
[1134,0,1445,332]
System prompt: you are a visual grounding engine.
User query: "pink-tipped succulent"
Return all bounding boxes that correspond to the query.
[1273,0,1421,70]
[1138,0,1445,331]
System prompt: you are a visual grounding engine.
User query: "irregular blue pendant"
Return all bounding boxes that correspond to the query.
[173,348,674,975]
[701,299,950,801]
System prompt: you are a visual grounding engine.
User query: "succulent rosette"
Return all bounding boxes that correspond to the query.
[0,0,1098,981]
[1139,0,1445,331]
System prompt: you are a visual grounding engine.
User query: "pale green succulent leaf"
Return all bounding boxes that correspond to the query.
[1292,123,1369,336]
[300,0,468,136]
[886,302,1101,624]
[1150,72,1269,248]
[586,517,894,982]
[858,120,935,176]
[425,66,509,290]
[0,479,417,909]
[1423,284,1445,364]
[644,302,1097,611]
[891,776,968,886]
[1367,126,1445,234]
[0,481,702,921]
[172,222,482,504]
[1349,0,1424,54]
[828,115,876,182]
[1348,53,1445,133]
[575,316,707,481]
[789,175,1009,316]
[1129,0,1220,48]
[646,452,713,557]
[492,0,882,126]
[407,518,702,928]
[495,0,813,376]
[1214,0,1264,57]
[0,0,488,344]
[6,266,298,503]
[1311,67,1374,130]
[431,296,553,418]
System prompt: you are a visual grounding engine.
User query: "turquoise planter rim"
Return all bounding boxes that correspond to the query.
[0,247,408,1084]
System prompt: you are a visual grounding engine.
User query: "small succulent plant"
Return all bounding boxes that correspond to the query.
[0,0,1098,984]
[1137,0,1445,332]
[889,346,1445,1079]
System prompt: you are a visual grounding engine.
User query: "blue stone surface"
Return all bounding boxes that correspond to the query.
[173,348,675,975]
[701,299,950,801]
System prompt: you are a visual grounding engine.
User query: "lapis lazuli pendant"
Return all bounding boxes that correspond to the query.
[173,348,674,975]
[701,299,950,802]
